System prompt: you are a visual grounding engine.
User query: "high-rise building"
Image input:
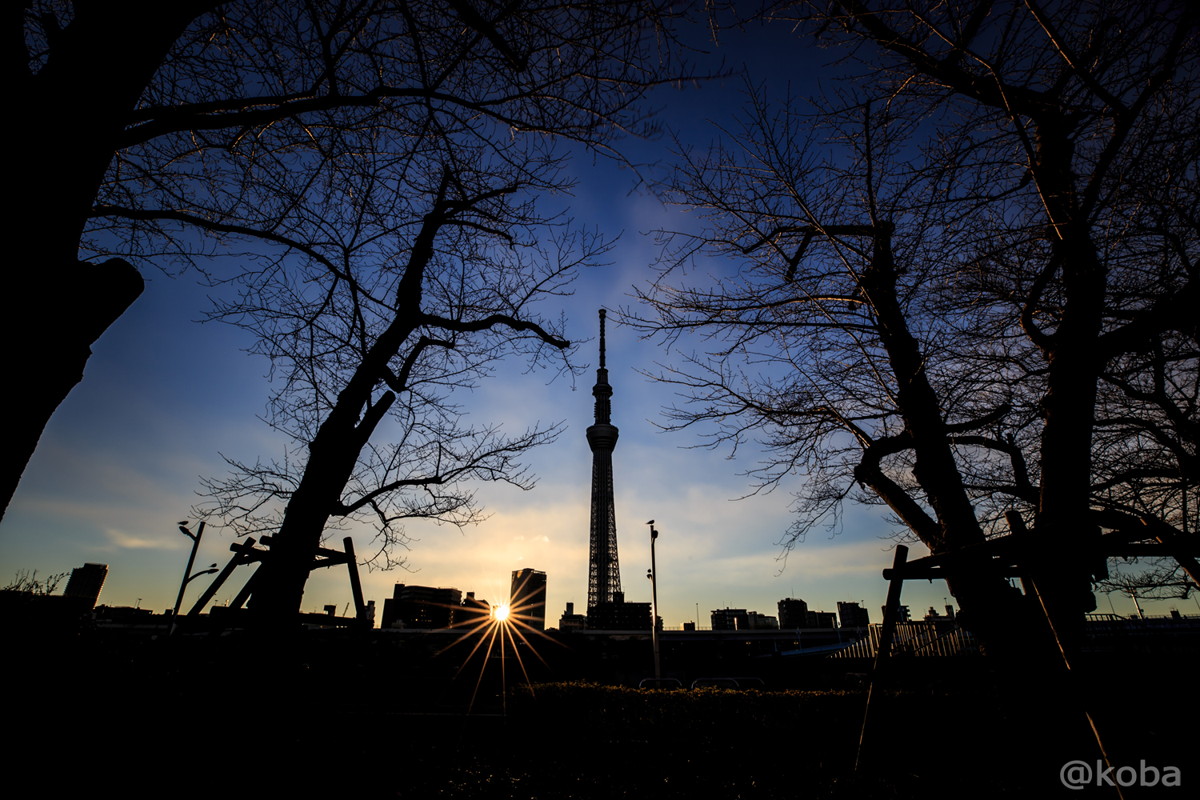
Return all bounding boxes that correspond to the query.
[588,592,651,630]
[558,602,588,631]
[381,584,462,629]
[711,608,749,631]
[778,597,809,628]
[510,568,547,630]
[745,611,779,630]
[837,601,870,628]
[586,308,622,610]
[63,563,108,608]
[460,591,491,627]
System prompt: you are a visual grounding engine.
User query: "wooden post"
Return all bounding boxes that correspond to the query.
[875,545,908,671]
[343,537,368,624]
[188,538,258,617]
[856,544,908,773]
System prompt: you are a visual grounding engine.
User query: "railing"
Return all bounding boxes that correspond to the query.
[831,615,1199,658]
[831,621,979,658]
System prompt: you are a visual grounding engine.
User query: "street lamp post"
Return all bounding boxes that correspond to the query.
[647,520,661,680]
[171,521,218,634]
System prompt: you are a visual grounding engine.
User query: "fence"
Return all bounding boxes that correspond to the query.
[832,620,979,658]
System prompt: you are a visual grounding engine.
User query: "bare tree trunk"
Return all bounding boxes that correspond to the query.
[246,314,410,625]
[860,229,1031,656]
[1,260,143,520]
[244,204,437,624]
[1029,120,1109,653]
[3,1,216,520]
[247,439,362,625]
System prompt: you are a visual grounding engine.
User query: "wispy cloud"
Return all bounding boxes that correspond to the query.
[103,527,183,551]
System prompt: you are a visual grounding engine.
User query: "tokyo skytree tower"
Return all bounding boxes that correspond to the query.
[586,308,621,609]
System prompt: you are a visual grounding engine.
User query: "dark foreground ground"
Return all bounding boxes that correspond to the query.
[7,626,1195,799]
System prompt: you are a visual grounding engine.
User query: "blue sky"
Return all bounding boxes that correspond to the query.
[2,13,1184,626]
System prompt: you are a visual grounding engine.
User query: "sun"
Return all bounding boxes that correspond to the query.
[440,594,559,716]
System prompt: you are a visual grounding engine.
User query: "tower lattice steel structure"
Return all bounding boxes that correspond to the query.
[586,308,622,610]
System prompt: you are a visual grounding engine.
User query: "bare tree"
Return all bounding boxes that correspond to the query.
[1098,559,1195,609]
[632,1,1199,654]
[192,159,609,622]
[7,1,675,523]
[80,2,677,623]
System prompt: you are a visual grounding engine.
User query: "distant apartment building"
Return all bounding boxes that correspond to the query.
[924,604,957,622]
[589,592,652,630]
[459,592,491,627]
[510,568,547,630]
[63,563,108,609]
[837,601,870,628]
[777,597,842,628]
[778,598,809,628]
[745,611,779,630]
[381,584,462,629]
[711,607,778,630]
[710,607,749,631]
[807,610,838,629]
[558,601,588,631]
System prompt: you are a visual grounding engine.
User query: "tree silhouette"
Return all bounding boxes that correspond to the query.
[632,1,1198,654]
[7,1,675,524]
[69,1,680,623]
[189,156,609,622]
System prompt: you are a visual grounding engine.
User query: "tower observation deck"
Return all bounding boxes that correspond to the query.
[586,309,621,610]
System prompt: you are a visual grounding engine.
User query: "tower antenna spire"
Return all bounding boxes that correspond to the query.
[599,308,606,369]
